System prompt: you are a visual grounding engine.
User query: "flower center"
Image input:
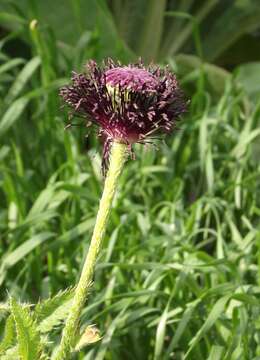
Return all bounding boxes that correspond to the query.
[105,67,158,92]
[105,67,158,111]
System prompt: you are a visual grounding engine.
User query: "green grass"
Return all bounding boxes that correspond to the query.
[0,1,260,359]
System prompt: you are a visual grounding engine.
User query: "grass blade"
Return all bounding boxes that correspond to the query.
[5,56,41,103]
[185,295,230,358]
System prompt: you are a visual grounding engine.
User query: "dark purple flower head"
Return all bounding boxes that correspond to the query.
[60,59,186,171]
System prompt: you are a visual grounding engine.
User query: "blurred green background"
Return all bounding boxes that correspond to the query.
[0,0,260,359]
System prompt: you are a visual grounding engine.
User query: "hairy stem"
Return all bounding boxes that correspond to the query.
[53,142,127,360]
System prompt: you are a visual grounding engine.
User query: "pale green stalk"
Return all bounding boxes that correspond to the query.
[53,142,127,360]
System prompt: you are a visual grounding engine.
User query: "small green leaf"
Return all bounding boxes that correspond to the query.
[0,316,16,355]
[9,298,42,360]
[35,288,74,333]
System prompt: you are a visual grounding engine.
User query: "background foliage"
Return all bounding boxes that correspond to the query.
[0,0,260,359]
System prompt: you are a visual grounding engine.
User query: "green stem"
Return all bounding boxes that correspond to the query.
[53,142,127,360]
